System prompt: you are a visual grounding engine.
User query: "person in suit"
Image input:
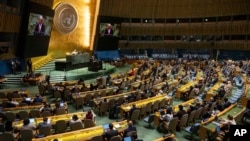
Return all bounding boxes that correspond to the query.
[123,120,137,139]
[103,123,119,141]
[26,58,32,73]
[33,15,45,36]
[104,23,114,36]
[37,117,52,129]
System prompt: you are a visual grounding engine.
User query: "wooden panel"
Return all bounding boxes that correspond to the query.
[30,0,54,8]
[100,0,250,18]
[0,11,20,32]
[118,40,250,50]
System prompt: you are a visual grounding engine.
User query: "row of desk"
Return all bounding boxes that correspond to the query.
[199,103,246,139]
[32,120,128,141]
[2,102,68,114]
[13,112,87,130]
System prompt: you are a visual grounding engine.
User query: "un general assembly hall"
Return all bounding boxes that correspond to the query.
[1,0,250,141]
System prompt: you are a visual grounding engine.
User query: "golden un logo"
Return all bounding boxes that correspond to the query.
[54,3,78,34]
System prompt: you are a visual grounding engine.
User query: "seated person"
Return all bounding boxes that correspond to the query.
[37,117,52,129]
[5,120,14,133]
[85,109,94,121]
[53,102,66,115]
[33,94,43,104]
[6,98,19,107]
[123,120,137,139]
[20,118,36,133]
[41,103,53,113]
[103,123,119,141]
[222,98,231,110]
[217,114,236,141]
[22,95,33,105]
[69,114,82,125]
[211,107,220,116]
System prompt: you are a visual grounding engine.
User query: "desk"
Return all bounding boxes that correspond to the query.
[72,88,114,100]
[13,112,87,130]
[153,79,178,90]
[66,53,89,65]
[93,91,136,106]
[0,97,46,105]
[177,80,197,99]
[0,90,30,98]
[205,82,222,101]
[153,134,175,141]
[154,98,197,126]
[199,104,246,139]
[2,102,68,114]
[120,95,171,116]
[22,74,46,85]
[241,84,250,107]
[32,120,128,141]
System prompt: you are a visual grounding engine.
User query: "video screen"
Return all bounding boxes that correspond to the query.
[99,23,120,37]
[27,13,53,36]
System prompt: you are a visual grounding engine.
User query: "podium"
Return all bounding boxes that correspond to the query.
[55,53,90,71]
[88,61,103,72]
[66,53,90,65]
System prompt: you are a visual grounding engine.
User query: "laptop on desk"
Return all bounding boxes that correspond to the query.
[103,124,109,130]
[29,118,35,124]
[124,136,132,141]
[25,97,31,101]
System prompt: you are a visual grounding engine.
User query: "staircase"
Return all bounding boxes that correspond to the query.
[35,59,65,83]
[228,86,245,104]
[1,73,25,87]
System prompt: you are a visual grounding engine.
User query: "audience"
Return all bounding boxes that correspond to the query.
[69,114,82,125]
[37,117,52,129]
[103,123,119,141]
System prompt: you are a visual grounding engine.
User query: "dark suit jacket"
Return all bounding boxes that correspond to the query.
[124,126,137,137]
[104,29,114,36]
[103,129,118,140]
[34,23,45,36]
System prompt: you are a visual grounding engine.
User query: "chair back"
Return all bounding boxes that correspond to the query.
[159,99,166,109]
[108,99,116,109]
[194,107,203,121]
[0,132,15,141]
[145,102,152,114]
[41,111,52,117]
[99,102,108,116]
[84,119,95,128]
[30,109,41,118]
[209,102,217,111]
[109,135,122,141]
[152,100,160,112]
[126,131,138,139]
[91,135,104,141]
[39,126,52,136]
[187,110,196,125]
[70,122,83,131]
[84,93,92,104]
[140,106,146,118]
[116,97,124,105]
[54,90,61,100]
[55,120,67,133]
[179,114,188,130]
[20,129,34,141]
[168,117,178,133]
[18,110,29,120]
[55,108,66,115]
[75,96,84,109]
[5,112,16,121]
[130,109,140,122]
